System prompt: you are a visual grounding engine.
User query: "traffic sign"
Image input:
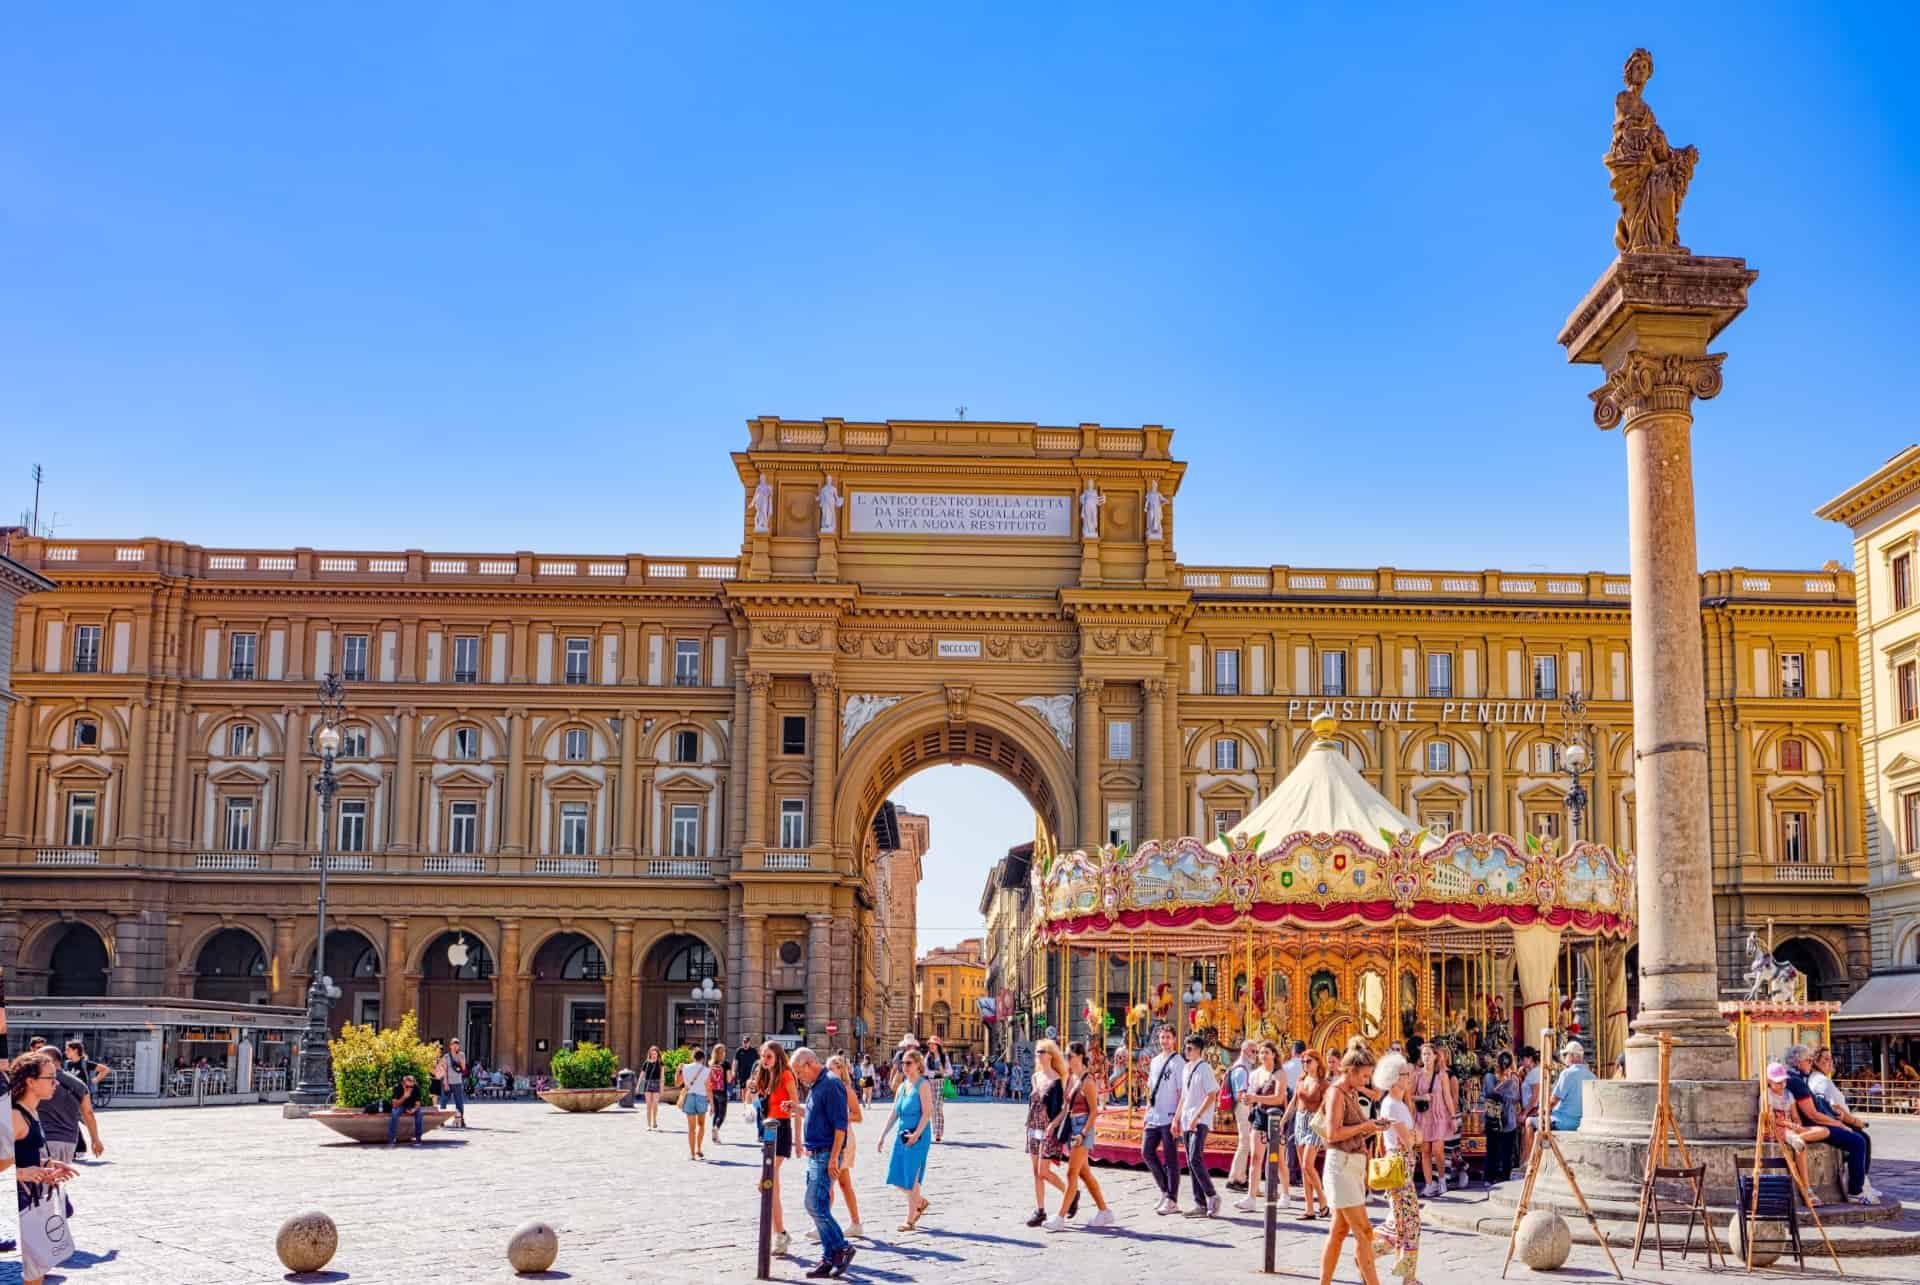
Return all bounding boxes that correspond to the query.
[825,1021,839,1034]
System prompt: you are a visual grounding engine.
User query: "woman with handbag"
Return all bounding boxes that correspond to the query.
[641,1046,665,1131]
[1316,1045,1389,1285]
[749,1041,800,1255]
[12,1051,80,1285]
[1045,1042,1116,1230]
[1021,1040,1070,1227]
[1371,1052,1423,1284]
[879,1047,934,1231]
[1290,1048,1330,1219]
[1413,1043,1456,1197]
[1236,1041,1288,1213]
[707,1043,731,1138]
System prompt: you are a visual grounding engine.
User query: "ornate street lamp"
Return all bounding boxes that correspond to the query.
[1558,690,1595,843]
[691,976,723,1049]
[290,673,348,1108]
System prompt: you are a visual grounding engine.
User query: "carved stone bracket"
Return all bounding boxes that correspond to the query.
[943,683,972,726]
[1589,350,1726,430]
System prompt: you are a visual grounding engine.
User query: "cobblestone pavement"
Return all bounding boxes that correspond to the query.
[10,1099,1920,1284]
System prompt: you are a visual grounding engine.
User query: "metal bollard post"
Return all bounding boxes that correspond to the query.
[757,1117,778,1280]
[1263,1123,1281,1273]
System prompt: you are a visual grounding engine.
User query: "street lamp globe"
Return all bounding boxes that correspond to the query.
[1561,740,1590,774]
[315,723,342,755]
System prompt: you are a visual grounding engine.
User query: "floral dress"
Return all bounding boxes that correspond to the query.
[1025,1074,1065,1159]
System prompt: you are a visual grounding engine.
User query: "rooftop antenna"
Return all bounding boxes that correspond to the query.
[955,406,967,420]
[30,463,43,536]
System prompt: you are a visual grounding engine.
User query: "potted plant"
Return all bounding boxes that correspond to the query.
[658,1045,693,1104]
[310,1013,455,1143]
[538,1041,625,1113]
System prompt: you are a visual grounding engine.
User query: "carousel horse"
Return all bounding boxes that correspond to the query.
[1743,931,1801,1003]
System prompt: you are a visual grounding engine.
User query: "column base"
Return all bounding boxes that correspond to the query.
[1623,1005,1739,1082]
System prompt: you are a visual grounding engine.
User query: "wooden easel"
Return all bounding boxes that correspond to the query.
[1743,1069,1842,1274]
[1501,1020,1623,1280]
[1630,1033,1723,1267]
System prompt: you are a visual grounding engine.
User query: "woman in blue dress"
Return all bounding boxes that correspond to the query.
[879,1047,935,1231]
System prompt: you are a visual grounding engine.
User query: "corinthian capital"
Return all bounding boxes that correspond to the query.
[1589,350,1726,430]
[746,669,772,693]
[811,671,839,694]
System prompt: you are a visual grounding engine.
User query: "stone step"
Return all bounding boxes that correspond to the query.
[1424,1189,1920,1257]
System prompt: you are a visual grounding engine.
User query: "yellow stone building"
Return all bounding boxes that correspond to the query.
[0,419,1869,1083]
[914,937,986,1055]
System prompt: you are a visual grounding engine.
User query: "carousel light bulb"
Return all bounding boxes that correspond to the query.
[1561,741,1590,773]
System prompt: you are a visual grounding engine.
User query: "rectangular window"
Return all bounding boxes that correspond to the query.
[564,636,591,685]
[453,727,480,760]
[73,718,99,748]
[781,716,808,755]
[337,800,367,852]
[1425,740,1451,772]
[1533,654,1559,699]
[448,801,478,854]
[563,728,589,761]
[1897,553,1913,613]
[1426,653,1452,698]
[1214,649,1240,695]
[673,639,702,687]
[1533,741,1559,773]
[1106,802,1133,849]
[1901,661,1918,724]
[1321,650,1347,697]
[66,793,97,846]
[1779,810,1809,863]
[1529,810,1561,842]
[779,798,808,849]
[72,625,102,674]
[229,631,258,680]
[1107,719,1134,761]
[560,802,590,855]
[341,726,368,758]
[1780,738,1804,772]
[341,634,369,682]
[1904,791,1920,853]
[1213,737,1240,770]
[1780,653,1805,698]
[671,804,700,856]
[452,635,480,684]
[672,729,699,763]
[224,798,256,851]
[1212,808,1242,838]
[229,723,255,756]
[1421,811,1456,835]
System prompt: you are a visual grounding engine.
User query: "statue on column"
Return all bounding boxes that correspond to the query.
[1143,479,1166,541]
[749,472,774,534]
[1605,48,1698,254]
[817,475,844,534]
[1079,479,1104,540]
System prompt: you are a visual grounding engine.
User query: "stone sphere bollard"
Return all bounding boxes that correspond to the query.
[1515,1209,1572,1271]
[274,1210,338,1273]
[1726,1214,1784,1267]
[508,1221,559,1274]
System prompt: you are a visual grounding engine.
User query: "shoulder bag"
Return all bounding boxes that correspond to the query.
[1366,1126,1409,1191]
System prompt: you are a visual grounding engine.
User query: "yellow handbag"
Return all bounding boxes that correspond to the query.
[1367,1130,1409,1191]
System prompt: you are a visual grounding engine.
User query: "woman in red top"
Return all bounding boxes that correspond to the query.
[749,1041,799,1257]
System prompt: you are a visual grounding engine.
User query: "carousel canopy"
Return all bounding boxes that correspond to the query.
[1206,717,1435,855]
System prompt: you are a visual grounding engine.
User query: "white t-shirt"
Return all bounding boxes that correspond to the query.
[1379,1096,1416,1154]
[1177,1057,1220,1133]
[1282,1056,1304,1094]
[1521,1065,1542,1114]
[1809,1071,1848,1112]
[1144,1050,1185,1127]
[680,1062,711,1097]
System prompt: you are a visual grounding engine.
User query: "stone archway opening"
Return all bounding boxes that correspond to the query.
[527,931,608,1073]
[194,928,268,1005]
[303,929,383,1034]
[41,923,111,997]
[644,934,722,1052]
[418,931,496,1066]
[1775,935,1846,1002]
[842,719,1068,854]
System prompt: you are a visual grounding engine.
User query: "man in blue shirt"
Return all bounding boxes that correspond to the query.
[1550,1041,1595,1132]
[793,1048,855,1279]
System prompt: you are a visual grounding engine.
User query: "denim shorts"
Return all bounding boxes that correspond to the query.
[683,1093,708,1116]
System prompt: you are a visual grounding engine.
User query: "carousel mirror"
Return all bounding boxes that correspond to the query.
[1399,971,1419,1039]
[1357,969,1387,1038]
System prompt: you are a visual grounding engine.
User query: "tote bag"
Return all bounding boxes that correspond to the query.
[21,1183,76,1277]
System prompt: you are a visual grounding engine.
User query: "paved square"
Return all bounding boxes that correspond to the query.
[15,1099,1920,1284]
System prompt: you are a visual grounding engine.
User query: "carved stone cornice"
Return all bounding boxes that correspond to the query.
[1589,350,1726,430]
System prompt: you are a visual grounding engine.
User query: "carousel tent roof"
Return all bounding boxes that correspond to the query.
[1207,718,1434,855]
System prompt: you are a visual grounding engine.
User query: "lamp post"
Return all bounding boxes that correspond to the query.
[289,673,348,1110]
[692,976,722,1050]
[1558,689,1594,843]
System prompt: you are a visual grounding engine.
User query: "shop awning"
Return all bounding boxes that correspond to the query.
[1831,972,1920,1035]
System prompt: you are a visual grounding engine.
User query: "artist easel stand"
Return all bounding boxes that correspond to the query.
[1631,1033,1723,1268]
[1744,1070,1842,1274]
[1501,1022,1623,1281]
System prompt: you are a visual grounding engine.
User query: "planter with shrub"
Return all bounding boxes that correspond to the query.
[538,1041,625,1113]
[658,1045,693,1104]
[310,1013,455,1142]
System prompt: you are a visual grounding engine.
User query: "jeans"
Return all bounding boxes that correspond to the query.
[1486,1128,1516,1183]
[1142,1123,1182,1200]
[442,1080,467,1119]
[1185,1125,1217,1204]
[388,1105,423,1143]
[1823,1125,1870,1196]
[804,1153,848,1259]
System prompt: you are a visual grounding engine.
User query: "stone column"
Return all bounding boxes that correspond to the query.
[1077,677,1101,849]
[272,917,298,1005]
[390,709,417,852]
[806,913,832,1041]
[3,698,29,838]
[742,913,767,1043]
[383,918,409,1024]
[1563,252,1755,1081]
[811,672,838,854]
[502,708,527,853]
[1839,723,1861,860]
[496,918,524,1071]
[1733,717,1755,862]
[745,671,770,849]
[614,712,638,855]
[1143,678,1167,840]
[610,921,636,1065]
[119,701,149,842]
[727,665,749,854]
[169,703,195,846]
[276,707,305,849]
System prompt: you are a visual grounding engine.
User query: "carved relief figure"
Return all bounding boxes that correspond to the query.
[840,694,902,749]
[1078,479,1104,540]
[1143,479,1166,541]
[750,472,774,534]
[817,475,844,535]
[1017,694,1076,752]
[1606,48,1697,254]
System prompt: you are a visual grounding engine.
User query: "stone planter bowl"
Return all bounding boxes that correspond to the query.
[538,1087,626,1113]
[311,1107,454,1143]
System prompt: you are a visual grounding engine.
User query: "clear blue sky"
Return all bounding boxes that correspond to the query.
[6,4,1914,949]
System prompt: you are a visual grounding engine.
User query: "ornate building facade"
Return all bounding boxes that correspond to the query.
[914,937,986,1055]
[0,419,1870,1076]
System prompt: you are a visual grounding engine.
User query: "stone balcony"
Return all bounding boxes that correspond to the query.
[7,844,721,880]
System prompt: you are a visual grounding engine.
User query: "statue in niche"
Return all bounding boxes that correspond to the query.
[1606,48,1698,254]
[1079,479,1104,540]
[1143,479,1166,541]
[749,472,774,534]
[817,475,844,535]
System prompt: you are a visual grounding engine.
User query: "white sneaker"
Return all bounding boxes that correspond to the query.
[1862,1180,1881,1202]
[1783,1131,1806,1153]
[1088,1209,1117,1229]
[1279,1193,1294,1210]
[772,1232,790,1256]
[1207,1195,1222,1217]
[1155,1197,1177,1216]
[1043,1215,1069,1232]
[1437,1177,1448,1196]
[847,1222,865,1239]
[1235,1196,1257,1212]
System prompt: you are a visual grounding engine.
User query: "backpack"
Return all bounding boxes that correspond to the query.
[1221,1061,1248,1113]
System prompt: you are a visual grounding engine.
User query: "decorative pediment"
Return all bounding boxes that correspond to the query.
[1884,752,1920,782]
[432,767,494,792]
[1197,779,1254,805]
[47,758,111,783]
[1516,779,1570,805]
[208,763,269,788]
[1765,780,1823,805]
[768,763,814,788]
[332,766,385,789]
[654,769,715,795]
[543,768,603,793]
[1409,779,1467,805]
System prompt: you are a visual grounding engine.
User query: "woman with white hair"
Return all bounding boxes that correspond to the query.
[1372,1052,1423,1284]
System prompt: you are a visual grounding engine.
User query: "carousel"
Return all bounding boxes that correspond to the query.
[1031,714,1638,1171]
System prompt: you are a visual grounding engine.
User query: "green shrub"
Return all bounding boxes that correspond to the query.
[329,1011,441,1110]
[551,1041,617,1089]
[661,1045,694,1088]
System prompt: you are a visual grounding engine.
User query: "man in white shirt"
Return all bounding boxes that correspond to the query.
[1141,1026,1186,1214]
[1280,1040,1306,1195]
[1177,1034,1222,1218]
[1225,1040,1259,1192]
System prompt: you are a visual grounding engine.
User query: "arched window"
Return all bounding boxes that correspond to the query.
[340,725,369,758]
[563,728,590,761]
[560,941,607,981]
[664,942,718,982]
[452,726,480,760]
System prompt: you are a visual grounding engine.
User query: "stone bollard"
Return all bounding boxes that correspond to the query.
[274,1210,338,1274]
[1515,1209,1571,1271]
[508,1220,559,1274]
[1726,1214,1784,1267]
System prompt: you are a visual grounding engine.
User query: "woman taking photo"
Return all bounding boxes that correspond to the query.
[1289,1048,1330,1219]
[1317,1044,1389,1285]
[749,1041,800,1255]
[1237,1040,1287,1213]
[1482,1052,1521,1183]
[1413,1043,1456,1198]
[879,1047,934,1231]
[824,1054,866,1239]
[13,1051,80,1285]
[1045,1042,1116,1230]
[1022,1039,1070,1227]
[1372,1052,1423,1284]
[641,1045,665,1131]
[707,1043,730,1139]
